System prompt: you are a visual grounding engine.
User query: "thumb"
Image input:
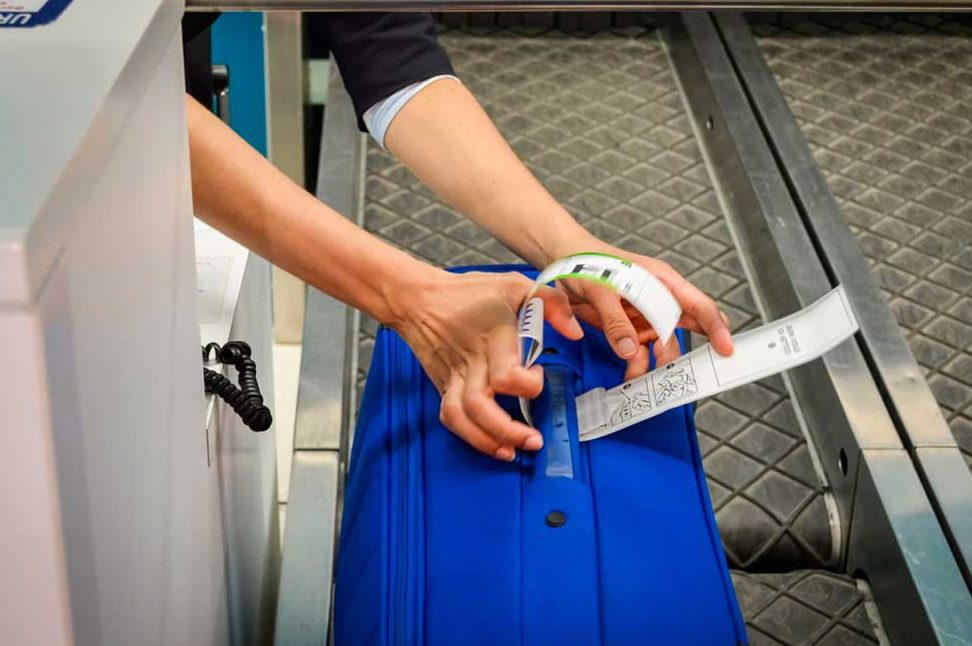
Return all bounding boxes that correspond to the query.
[586,285,640,360]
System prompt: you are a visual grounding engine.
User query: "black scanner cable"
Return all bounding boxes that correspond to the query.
[202,341,272,432]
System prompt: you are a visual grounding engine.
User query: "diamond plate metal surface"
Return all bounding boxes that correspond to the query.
[357,27,835,571]
[733,570,881,645]
[754,15,972,470]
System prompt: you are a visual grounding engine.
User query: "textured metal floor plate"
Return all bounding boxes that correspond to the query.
[357,27,835,571]
[733,570,881,645]
[754,15,972,470]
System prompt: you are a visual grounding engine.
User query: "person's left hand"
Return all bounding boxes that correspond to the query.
[552,238,734,380]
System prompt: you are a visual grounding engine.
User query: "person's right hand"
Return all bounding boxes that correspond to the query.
[389,270,583,461]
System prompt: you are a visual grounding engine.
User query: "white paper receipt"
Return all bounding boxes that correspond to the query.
[576,285,858,441]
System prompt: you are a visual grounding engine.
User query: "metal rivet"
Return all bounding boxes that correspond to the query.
[545,510,567,528]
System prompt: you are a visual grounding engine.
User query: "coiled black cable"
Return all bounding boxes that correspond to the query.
[203,341,272,432]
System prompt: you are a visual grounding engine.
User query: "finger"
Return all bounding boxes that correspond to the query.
[652,264,733,357]
[533,285,583,341]
[439,376,510,460]
[465,358,543,453]
[687,295,733,357]
[584,284,640,360]
[654,333,683,366]
[486,319,544,398]
[623,343,650,381]
[637,327,660,345]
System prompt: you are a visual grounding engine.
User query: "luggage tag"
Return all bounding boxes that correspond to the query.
[518,254,860,442]
[517,252,682,425]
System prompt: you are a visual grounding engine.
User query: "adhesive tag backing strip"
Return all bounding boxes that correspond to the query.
[576,285,859,441]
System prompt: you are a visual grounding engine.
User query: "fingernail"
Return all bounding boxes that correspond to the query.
[524,434,543,451]
[618,337,637,358]
[568,316,584,338]
[495,447,515,462]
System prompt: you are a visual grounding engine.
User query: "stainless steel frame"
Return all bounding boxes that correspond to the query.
[188,0,972,10]
[712,11,972,587]
[266,11,308,344]
[663,12,972,643]
[275,64,367,643]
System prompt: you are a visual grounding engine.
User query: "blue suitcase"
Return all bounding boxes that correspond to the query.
[335,266,746,645]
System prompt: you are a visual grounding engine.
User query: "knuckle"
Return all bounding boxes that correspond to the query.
[490,424,517,446]
[603,315,633,337]
[464,393,488,418]
[490,370,516,393]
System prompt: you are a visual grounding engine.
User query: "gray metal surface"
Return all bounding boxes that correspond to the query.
[669,12,972,642]
[275,65,364,644]
[356,26,835,572]
[751,13,972,583]
[666,9,902,567]
[295,63,367,452]
[274,451,340,646]
[266,12,308,343]
[849,449,972,644]
[186,0,972,11]
[732,571,881,645]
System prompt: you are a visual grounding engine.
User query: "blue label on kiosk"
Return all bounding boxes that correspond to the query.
[0,0,74,27]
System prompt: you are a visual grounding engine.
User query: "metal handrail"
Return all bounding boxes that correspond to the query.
[186,0,972,10]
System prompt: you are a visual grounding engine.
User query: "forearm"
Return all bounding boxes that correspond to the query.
[384,79,594,267]
[185,95,440,325]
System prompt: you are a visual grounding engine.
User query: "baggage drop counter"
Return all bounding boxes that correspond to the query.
[275,12,972,646]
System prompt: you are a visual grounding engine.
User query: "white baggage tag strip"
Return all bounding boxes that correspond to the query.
[517,297,544,426]
[518,297,545,370]
[577,285,858,441]
[529,253,682,347]
[517,253,683,425]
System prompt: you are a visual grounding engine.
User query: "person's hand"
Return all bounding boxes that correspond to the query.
[552,237,733,380]
[390,270,583,461]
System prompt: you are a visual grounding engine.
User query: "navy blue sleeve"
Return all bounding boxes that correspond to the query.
[309,13,456,131]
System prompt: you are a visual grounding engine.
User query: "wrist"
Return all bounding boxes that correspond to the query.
[543,226,609,266]
[378,257,450,329]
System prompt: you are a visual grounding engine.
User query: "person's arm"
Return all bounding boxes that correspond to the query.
[384,79,733,376]
[185,95,583,461]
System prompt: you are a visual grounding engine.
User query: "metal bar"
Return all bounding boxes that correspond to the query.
[711,11,972,588]
[293,62,365,452]
[273,451,340,646]
[188,0,972,10]
[850,450,972,644]
[266,11,308,344]
[276,63,365,645]
[664,10,900,554]
[664,12,972,642]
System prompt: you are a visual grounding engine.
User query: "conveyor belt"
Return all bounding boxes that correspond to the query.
[753,14,972,471]
[732,571,882,645]
[354,26,883,643]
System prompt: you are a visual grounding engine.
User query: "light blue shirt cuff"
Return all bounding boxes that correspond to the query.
[363,75,461,150]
